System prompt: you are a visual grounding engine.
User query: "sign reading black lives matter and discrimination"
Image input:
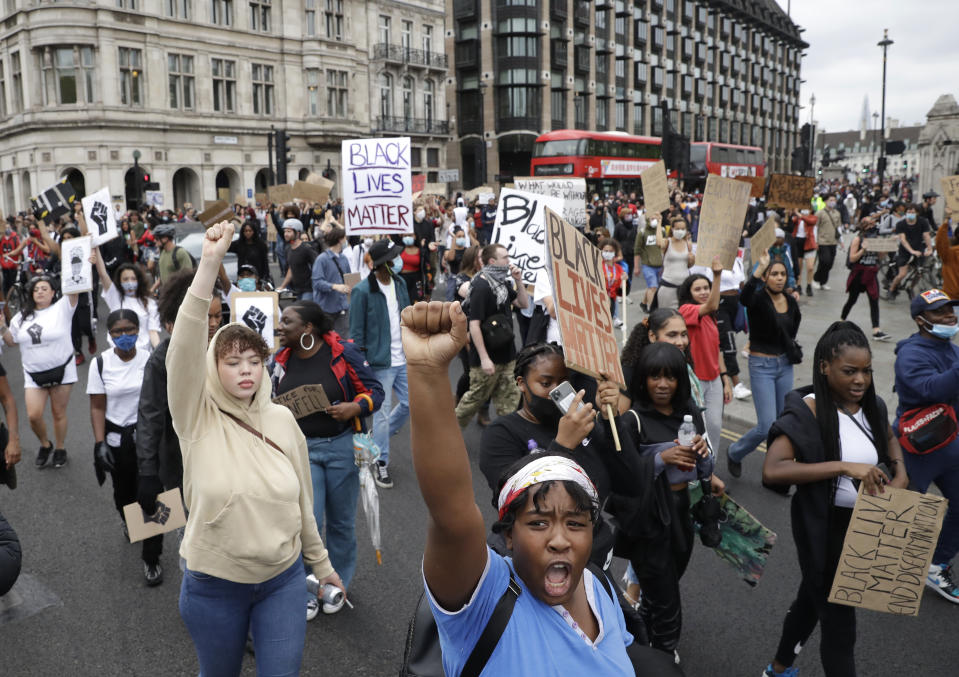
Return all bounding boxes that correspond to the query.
[342,137,412,235]
[544,207,625,389]
[828,486,947,616]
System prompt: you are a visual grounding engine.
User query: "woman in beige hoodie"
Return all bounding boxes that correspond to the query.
[168,220,343,676]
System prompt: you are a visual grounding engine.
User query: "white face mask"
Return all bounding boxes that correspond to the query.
[363,237,374,248]
[672,229,686,239]
[415,209,426,221]
[602,251,615,261]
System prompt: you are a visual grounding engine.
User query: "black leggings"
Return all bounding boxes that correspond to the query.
[71,294,95,353]
[840,277,879,329]
[774,508,856,676]
[716,295,741,378]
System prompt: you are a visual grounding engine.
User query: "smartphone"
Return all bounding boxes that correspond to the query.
[549,381,583,415]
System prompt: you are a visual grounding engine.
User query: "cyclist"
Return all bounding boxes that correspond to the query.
[887,204,933,300]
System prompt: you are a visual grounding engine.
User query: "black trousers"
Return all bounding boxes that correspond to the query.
[71,294,95,353]
[774,508,856,676]
[716,294,741,378]
[814,244,838,285]
[841,277,880,329]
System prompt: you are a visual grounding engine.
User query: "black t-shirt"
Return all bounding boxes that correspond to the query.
[286,243,318,294]
[895,216,931,253]
[631,400,704,446]
[467,275,517,367]
[275,344,348,438]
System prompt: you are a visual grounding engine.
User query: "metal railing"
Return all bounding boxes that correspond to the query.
[373,116,450,135]
[372,43,448,69]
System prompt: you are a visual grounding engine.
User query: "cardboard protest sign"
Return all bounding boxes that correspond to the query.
[749,217,778,259]
[829,486,947,616]
[123,488,187,543]
[60,236,93,294]
[344,272,361,289]
[639,161,670,216]
[268,184,294,205]
[197,200,234,228]
[272,384,332,419]
[422,183,447,197]
[863,236,901,252]
[735,175,767,198]
[941,175,959,213]
[513,177,588,229]
[695,174,752,270]
[82,187,118,246]
[31,179,76,223]
[231,291,280,350]
[767,174,816,212]
[342,136,412,235]
[255,192,267,205]
[544,207,625,388]
[234,193,247,205]
[465,185,493,202]
[492,189,566,289]
[292,180,330,205]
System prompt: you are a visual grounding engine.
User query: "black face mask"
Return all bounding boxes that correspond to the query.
[525,391,561,427]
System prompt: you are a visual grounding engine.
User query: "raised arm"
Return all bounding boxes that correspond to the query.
[698,256,724,316]
[402,301,487,610]
[93,246,113,291]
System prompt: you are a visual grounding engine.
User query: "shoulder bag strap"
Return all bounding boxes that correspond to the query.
[586,562,615,601]
[218,408,285,455]
[460,572,522,677]
[838,405,876,446]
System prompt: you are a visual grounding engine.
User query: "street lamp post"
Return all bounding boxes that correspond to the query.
[877,29,893,188]
[808,93,816,175]
[872,111,879,171]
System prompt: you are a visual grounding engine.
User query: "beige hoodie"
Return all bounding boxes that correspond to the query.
[167,291,333,583]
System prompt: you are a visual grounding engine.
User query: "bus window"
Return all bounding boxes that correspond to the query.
[689,145,707,163]
[748,149,762,164]
[534,139,586,157]
[736,148,748,163]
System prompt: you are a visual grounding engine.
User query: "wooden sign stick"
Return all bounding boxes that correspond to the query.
[621,276,628,349]
[607,404,622,451]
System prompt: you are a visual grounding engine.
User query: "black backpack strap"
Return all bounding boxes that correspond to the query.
[172,245,182,271]
[586,562,614,601]
[96,355,104,380]
[460,572,522,677]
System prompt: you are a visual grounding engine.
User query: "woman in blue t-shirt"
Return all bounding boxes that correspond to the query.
[402,300,636,677]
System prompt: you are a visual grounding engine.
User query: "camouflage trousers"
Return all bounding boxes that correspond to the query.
[454,360,520,428]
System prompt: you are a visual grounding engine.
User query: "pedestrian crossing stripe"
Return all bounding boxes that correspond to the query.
[720,428,766,454]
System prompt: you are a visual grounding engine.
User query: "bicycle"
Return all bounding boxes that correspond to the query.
[3,256,34,320]
[898,254,939,300]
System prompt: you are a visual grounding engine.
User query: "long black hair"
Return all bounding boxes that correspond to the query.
[621,308,683,367]
[677,273,711,309]
[630,341,690,409]
[812,321,888,464]
[112,262,150,307]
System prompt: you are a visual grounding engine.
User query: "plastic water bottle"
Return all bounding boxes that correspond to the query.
[678,415,697,447]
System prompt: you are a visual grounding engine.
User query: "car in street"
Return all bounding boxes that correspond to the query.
[175,221,239,281]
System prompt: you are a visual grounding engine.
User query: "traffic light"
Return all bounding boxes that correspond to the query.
[275,129,292,184]
[659,102,689,177]
[877,156,887,174]
[790,146,807,173]
[322,168,332,179]
[821,144,831,167]
[799,123,812,148]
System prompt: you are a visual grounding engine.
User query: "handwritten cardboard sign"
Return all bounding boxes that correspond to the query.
[292,180,330,205]
[767,174,816,212]
[82,186,118,246]
[198,200,234,227]
[123,488,187,543]
[863,235,901,252]
[829,486,947,616]
[735,175,767,198]
[272,384,332,419]
[941,175,959,214]
[492,188,566,289]
[422,182,447,197]
[342,136,412,235]
[513,177,588,229]
[230,291,280,350]
[749,217,778,259]
[344,272,361,289]
[544,207,625,388]
[640,160,670,216]
[695,174,752,270]
[268,184,294,205]
[254,192,267,205]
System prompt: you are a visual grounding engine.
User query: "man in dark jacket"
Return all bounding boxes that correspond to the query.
[0,508,20,596]
[136,270,223,586]
[894,288,959,603]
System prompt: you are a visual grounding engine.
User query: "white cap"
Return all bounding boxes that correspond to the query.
[774,228,785,238]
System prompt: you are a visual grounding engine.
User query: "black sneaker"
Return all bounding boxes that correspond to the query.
[143,561,164,587]
[374,461,393,489]
[805,284,813,297]
[35,444,53,468]
[726,449,742,478]
[52,448,67,468]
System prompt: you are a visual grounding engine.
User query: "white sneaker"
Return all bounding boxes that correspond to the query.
[821,284,832,291]
[306,597,320,621]
[812,281,821,290]
[614,318,624,328]
[927,563,959,603]
[323,594,347,615]
[733,383,752,400]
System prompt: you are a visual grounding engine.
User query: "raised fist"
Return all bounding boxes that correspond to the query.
[242,306,268,334]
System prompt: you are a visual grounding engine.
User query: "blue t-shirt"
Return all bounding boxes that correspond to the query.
[426,547,634,677]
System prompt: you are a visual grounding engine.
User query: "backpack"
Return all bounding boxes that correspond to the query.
[399,562,685,677]
[171,245,197,271]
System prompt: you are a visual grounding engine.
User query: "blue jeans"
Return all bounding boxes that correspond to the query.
[298,291,314,302]
[179,556,306,677]
[304,430,359,590]
[372,364,409,467]
[728,354,793,462]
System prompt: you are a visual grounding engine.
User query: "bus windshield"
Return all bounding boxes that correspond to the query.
[533,139,586,157]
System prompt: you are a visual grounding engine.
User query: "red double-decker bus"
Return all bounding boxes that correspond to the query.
[687,142,766,188]
[530,130,663,195]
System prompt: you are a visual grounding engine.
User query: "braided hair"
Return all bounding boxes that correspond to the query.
[513,342,564,381]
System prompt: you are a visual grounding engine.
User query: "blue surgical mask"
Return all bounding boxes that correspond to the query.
[391,255,403,273]
[121,281,138,295]
[237,277,257,292]
[455,237,468,248]
[113,333,138,351]
[922,317,959,340]
[402,236,415,246]
[906,214,917,223]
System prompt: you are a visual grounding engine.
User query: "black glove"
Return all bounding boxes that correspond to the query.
[94,441,115,473]
[138,474,164,515]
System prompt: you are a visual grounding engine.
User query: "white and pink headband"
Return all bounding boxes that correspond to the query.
[496,456,598,520]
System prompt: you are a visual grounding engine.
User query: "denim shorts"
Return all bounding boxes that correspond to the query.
[641,265,663,288]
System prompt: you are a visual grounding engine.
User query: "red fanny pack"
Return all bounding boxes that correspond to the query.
[898,404,958,455]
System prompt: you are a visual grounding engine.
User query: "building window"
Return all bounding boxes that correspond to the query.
[117,0,136,9]
[651,106,663,136]
[305,0,315,36]
[211,0,233,26]
[497,36,538,58]
[401,20,412,55]
[11,52,22,112]
[423,24,433,54]
[633,103,644,135]
[326,69,347,117]
[596,100,608,129]
[498,69,540,121]
[378,15,391,44]
[379,72,392,117]
[324,0,342,40]
[615,101,625,130]
[552,88,565,125]
[634,20,647,47]
[0,60,5,118]
[212,57,236,112]
[165,0,189,18]
[306,69,319,115]
[410,148,421,167]
[250,0,270,32]
[424,78,434,125]
[168,53,194,110]
[574,94,585,126]
[427,148,439,167]
[252,63,274,115]
[402,75,414,121]
[118,47,143,107]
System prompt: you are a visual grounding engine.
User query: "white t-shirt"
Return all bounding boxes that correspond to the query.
[453,206,468,227]
[379,277,405,367]
[10,297,77,373]
[805,395,879,508]
[86,348,150,428]
[102,284,161,351]
[689,255,745,293]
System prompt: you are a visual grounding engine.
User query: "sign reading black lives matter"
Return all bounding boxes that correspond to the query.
[342,136,412,235]
[828,486,947,616]
[82,187,119,246]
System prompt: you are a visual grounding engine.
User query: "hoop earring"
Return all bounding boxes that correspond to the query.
[300,333,316,351]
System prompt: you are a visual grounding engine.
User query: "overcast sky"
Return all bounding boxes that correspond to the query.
[780,0,959,133]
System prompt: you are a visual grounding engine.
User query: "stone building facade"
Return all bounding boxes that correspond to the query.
[919,94,959,225]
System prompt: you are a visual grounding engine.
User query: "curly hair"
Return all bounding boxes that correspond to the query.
[214,324,271,362]
[621,308,683,367]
